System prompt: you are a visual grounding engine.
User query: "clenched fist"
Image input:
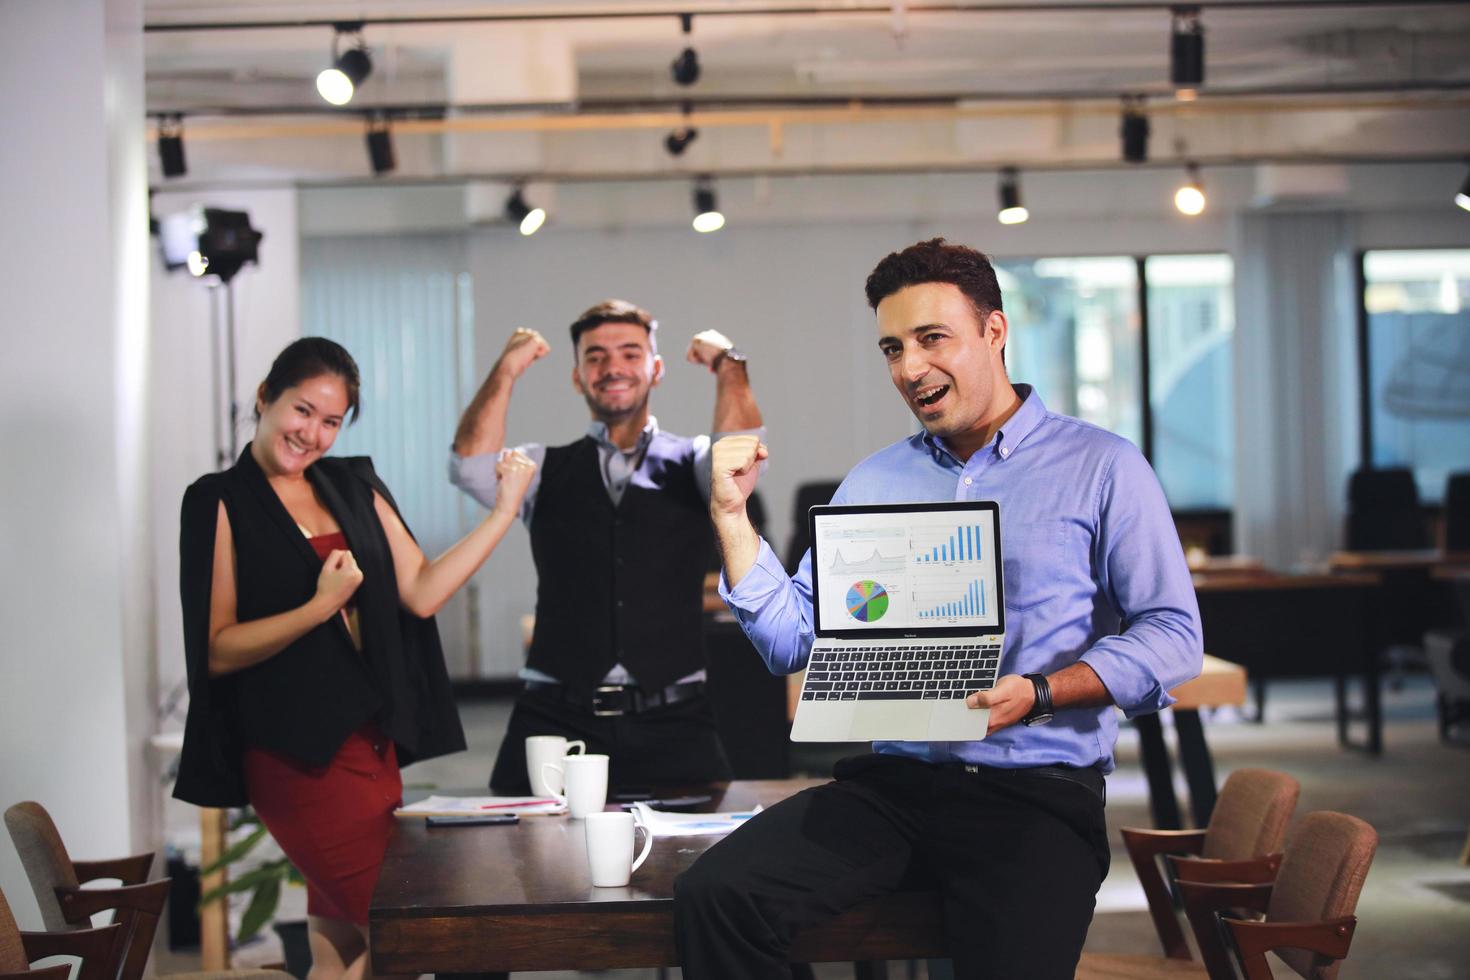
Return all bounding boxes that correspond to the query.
[493,328,550,381]
[315,549,363,614]
[493,448,538,516]
[710,434,767,521]
[686,329,734,372]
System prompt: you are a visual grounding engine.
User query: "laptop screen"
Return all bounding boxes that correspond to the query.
[809,501,1005,639]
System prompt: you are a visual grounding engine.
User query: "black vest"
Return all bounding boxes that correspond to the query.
[527,434,713,696]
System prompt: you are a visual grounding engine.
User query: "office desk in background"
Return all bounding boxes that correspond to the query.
[1193,571,1384,753]
[370,780,948,974]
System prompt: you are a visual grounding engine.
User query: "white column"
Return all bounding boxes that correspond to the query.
[0,0,153,927]
[1232,211,1361,570]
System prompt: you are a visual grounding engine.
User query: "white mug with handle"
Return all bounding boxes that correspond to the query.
[583,810,653,887]
[525,735,586,797]
[542,752,609,819]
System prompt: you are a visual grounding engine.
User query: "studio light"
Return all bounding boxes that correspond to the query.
[317,24,372,106]
[1170,7,1205,101]
[158,114,187,178]
[692,178,724,233]
[1174,162,1207,215]
[366,114,395,175]
[997,168,1029,225]
[665,101,699,156]
[671,14,701,87]
[505,188,547,236]
[1456,169,1470,212]
[1120,98,1149,164]
[194,208,263,283]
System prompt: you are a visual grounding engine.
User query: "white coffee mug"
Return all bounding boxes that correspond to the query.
[583,810,653,888]
[542,753,609,819]
[525,735,587,797]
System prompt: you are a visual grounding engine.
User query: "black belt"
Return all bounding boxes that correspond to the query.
[524,680,707,717]
[960,762,1106,802]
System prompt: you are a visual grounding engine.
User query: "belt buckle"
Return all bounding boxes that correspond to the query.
[592,684,628,717]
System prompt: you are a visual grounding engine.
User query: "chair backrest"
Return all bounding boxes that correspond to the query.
[0,888,27,974]
[784,480,841,573]
[1346,467,1426,551]
[1267,811,1378,980]
[3,804,80,932]
[1202,768,1301,860]
[1444,471,1470,552]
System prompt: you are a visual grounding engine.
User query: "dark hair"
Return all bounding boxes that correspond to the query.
[864,238,1004,320]
[256,337,361,422]
[568,299,658,350]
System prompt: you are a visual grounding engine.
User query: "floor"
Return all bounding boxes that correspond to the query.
[195,675,1470,979]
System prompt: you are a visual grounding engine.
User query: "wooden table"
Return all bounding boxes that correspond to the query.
[1131,655,1246,830]
[369,780,948,974]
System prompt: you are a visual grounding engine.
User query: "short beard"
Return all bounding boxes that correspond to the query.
[584,387,649,425]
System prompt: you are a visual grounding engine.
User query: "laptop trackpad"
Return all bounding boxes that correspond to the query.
[849,702,931,741]
[928,701,989,741]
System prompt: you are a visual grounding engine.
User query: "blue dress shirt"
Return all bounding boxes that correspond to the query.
[720,385,1203,773]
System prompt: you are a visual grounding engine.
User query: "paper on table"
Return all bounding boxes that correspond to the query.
[395,795,567,817]
[631,802,762,837]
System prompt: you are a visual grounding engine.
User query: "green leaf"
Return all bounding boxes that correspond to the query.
[237,877,281,943]
[198,859,293,908]
[199,823,270,877]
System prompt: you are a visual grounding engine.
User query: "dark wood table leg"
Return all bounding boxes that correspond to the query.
[1134,712,1183,830]
[1251,677,1267,722]
[1334,673,1349,748]
[1173,709,1219,828]
[854,962,889,980]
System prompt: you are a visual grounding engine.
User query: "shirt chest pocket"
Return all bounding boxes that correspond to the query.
[1001,521,1071,613]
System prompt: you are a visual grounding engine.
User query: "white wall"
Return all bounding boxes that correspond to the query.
[0,0,152,927]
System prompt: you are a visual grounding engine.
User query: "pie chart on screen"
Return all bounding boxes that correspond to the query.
[846,580,890,622]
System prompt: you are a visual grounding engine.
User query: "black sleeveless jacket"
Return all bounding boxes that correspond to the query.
[174,447,465,807]
[526,434,713,697]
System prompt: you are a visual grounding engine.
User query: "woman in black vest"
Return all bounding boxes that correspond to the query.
[175,338,533,980]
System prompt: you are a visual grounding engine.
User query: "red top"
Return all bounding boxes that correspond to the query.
[308,531,347,562]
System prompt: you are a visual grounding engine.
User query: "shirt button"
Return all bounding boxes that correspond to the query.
[617,600,625,608]
[963,477,973,486]
[1000,447,1010,458]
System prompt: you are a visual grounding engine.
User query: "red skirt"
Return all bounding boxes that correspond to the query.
[243,727,401,925]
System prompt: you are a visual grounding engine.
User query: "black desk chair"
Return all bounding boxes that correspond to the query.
[1443,471,1470,552]
[1345,466,1426,551]
[784,481,842,574]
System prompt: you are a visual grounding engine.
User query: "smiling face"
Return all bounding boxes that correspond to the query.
[877,281,1012,459]
[251,372,350,477]
[571,321,664,424]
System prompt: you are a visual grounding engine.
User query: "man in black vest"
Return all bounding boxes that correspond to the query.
[450,300,764,793]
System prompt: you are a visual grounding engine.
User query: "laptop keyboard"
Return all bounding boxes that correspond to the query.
[800,644,1002,702]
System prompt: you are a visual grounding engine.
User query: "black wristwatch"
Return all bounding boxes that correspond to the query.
[712,347,748,372]
[1021,673,1054,726]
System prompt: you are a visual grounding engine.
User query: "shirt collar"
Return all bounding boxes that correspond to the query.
[587,415,659,454]
[920,383,1047,464]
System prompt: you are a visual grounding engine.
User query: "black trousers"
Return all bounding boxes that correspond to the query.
[488,686,734,794]
[674,753,1109,980]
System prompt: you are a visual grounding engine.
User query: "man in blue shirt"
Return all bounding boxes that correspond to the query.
[674,239,1202,978]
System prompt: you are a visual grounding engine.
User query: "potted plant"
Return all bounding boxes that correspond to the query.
[198,809,311,980]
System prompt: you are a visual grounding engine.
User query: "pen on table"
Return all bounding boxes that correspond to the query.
[479,798,559,810]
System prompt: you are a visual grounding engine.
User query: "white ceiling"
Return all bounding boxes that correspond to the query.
[141,1,1470,187]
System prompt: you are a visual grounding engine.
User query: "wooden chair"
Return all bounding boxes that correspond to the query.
[4,802,288,980]
[0,885,121,980]
[1079,810,1377,980]
[5,802,168,980]
[1120,768,1300,960]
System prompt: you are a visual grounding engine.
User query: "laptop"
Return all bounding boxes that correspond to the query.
[792,501,1006,742]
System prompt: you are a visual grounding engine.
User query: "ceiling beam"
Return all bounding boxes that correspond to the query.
[143,0,1470,33]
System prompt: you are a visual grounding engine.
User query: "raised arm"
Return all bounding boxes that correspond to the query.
[380,450,537,618]
[686,330,763,433]
[710,434,768,585]
[206,501,364,676]
[452,327,550,458]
